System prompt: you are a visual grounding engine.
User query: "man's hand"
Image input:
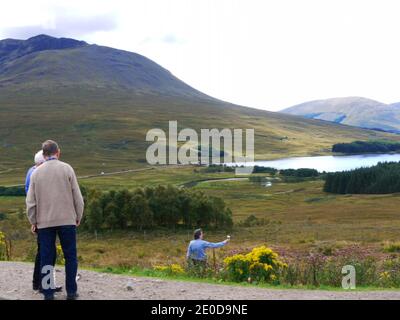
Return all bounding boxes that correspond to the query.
[31,224,37,234]
[76,220,81,227]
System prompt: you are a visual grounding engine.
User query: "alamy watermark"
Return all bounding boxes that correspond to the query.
[342,265,356,289]
[145,121,255,175]
[41,265,55,290]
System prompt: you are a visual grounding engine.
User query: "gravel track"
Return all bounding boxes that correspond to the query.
[1,262,400,300]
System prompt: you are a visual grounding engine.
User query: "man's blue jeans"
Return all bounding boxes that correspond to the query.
[38,225,78,298]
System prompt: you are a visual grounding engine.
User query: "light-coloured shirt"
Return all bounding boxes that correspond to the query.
[186,239,227,261]
[25,166,36,194]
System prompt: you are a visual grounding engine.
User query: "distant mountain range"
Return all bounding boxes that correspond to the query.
[281,97,400,133]
[0,35,396,175]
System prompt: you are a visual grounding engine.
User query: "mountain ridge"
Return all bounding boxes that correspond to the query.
[281,96,400,132]
[0,34,88,65]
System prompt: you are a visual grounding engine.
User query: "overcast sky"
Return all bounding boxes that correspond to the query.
[1,0,399,111]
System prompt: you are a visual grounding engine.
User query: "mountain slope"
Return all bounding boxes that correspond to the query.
[0,35,210,99]
[281,97,400,132]
[0,35,398,183]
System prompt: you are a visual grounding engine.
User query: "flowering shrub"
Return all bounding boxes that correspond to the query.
[278,246,379,287]
[0,231,6,260]
[56,244,65,265]
[154,264,185,275]
[223,246,287,283]
[379,257,400,287]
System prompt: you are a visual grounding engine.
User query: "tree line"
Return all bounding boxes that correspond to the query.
[324,162,400,194]
[332,140,400,154]
[81,185,233,232]
[200,165,319,177]
[279,168,319,177]
[0,186,25,197]
[201,165,278,175]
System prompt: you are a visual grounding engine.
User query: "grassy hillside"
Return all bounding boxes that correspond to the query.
[1,87,396,185]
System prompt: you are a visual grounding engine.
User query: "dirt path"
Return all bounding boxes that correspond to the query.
[1,262,400,300]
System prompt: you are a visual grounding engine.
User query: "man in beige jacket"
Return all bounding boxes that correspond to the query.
[26,140,84,300]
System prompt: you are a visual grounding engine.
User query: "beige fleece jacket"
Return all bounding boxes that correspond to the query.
[26,159,84,229]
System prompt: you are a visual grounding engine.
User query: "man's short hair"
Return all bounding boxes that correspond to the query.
[194,228,202,240]
[42,140,59,157]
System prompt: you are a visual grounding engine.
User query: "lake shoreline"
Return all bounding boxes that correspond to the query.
[228,153,400,172]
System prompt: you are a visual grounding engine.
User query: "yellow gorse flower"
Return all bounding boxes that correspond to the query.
[154,264,185,275]
[223,246,287,283]
[0,231,7,260]
[0,231,5,244]
[170,264,185,274]
[56,244,65,265]
[154,265,169,272]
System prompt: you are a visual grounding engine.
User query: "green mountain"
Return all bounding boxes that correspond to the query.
[0,35,396,183]
[281,97,400,132]
[0,34,210,99]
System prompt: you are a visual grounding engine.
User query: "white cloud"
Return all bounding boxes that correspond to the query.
[1,0,400,110]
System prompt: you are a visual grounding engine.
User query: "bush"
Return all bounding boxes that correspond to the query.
[379,258,400,287]
[154,264,185,276]
[223,246,287,283]
[0,231,7,260]
[383,242,400,253]
[56,244,65,265]
[278,250,379,287]
[239,215,266,227]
